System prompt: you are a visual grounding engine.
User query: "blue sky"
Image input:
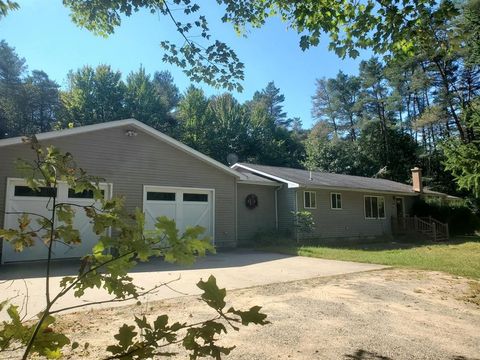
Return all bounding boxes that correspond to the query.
[0,1,369,128]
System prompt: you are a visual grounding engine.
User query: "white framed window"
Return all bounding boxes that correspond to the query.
[364,196,385,219]
[304,191,316,209]
[330,193,342,209]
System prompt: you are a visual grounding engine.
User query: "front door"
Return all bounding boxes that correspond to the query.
[395,197,404,218]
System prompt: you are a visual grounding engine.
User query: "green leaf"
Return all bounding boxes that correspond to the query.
[197,275,226,310]
[227,306,270,326]
[114,324,137,350]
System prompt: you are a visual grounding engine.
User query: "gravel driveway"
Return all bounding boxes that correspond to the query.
[45,268,479,360]
[1,252,479,359]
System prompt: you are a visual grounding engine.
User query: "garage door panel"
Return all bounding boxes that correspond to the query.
[143,186,214,242]
[144,203,177,229]
[3,192,53,262]
[182,203,211,234]
[2,179,110,263]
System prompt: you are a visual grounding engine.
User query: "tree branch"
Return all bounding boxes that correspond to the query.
[49,277,181,315]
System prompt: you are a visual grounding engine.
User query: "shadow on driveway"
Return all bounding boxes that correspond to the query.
[0,248,292,280]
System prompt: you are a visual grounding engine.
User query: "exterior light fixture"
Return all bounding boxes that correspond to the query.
[125,129,138,137]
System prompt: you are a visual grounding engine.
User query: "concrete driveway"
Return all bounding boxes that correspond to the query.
[0,249,387,321]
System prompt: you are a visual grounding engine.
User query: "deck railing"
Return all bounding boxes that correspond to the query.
[392,216,449,241]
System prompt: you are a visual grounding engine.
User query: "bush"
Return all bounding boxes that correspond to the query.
[411,198,480,235]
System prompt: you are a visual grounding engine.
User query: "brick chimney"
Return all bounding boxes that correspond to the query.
[411,167,423,193]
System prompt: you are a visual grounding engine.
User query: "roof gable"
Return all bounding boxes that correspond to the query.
[0,119,240,178]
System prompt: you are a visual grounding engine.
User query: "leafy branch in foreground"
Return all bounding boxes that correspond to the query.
[0,137,268,359]
[105,276,269,360]
[62,0,244,91]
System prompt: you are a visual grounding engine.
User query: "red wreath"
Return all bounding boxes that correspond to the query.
[245,194,258,209]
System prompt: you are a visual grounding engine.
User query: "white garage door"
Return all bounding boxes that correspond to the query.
[143,186,214,243]
[1,178,111,263]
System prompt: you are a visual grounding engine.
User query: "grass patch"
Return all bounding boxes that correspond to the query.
[264,236,480,279]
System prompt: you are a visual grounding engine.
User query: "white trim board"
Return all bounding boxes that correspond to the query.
[231,164,300,188]
[0,119,240,179]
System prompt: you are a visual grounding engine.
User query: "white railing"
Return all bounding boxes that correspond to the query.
[392,216,449,241]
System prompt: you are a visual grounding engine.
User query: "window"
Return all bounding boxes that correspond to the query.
[147,192,175,201]
[183,193,208,202]
[331,193,342,209]
[68,189,104,199]
[364,196,385,219]
[14,186,56,198]
[304,191,316,209]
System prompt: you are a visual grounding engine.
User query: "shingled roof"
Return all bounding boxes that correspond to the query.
[233,163,419,195]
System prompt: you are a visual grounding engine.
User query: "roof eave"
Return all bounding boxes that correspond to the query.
[237,180,280,187]
[298,183,417,196]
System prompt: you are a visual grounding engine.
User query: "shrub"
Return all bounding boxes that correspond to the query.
[411,198,480,235]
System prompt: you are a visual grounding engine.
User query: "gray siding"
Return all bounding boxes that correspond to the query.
[236,184,276,243]
[296,188,401,240]
[0,125,237,247]
[277,185,296,234]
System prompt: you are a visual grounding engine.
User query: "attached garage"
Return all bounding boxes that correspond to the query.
[143,186,214,242]
[2,178,111,263]
[0,119,240,263]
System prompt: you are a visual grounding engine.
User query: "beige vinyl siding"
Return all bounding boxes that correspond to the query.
[296,188,403,240]
[0,125,237,247]
[236,183,276,243]
[277,185,296,235]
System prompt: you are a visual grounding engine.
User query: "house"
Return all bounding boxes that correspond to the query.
[232,163,450,241]
[0,119,451,263]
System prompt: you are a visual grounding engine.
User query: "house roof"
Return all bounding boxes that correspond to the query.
[0,119,240,178]
[232,163,421,195]
[237,171,280,186]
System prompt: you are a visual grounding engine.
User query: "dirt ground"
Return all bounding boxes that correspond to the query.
[4,268,480,360]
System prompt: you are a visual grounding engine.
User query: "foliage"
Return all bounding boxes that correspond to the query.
[5,0,466,93]
[0,40,54,138]
[312,72,361,139]
[105,276,268,360]
[291,211,315,237]
[175,83,305,167]
[411,198,480,235]
[220,0,459,59]
[124,67,180,135]
[61,0,244,91]
[60,65,126,127]
[0,140,268,359]
[2,0,479,193]
[443,100,480,197]
[0,0,18,18]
